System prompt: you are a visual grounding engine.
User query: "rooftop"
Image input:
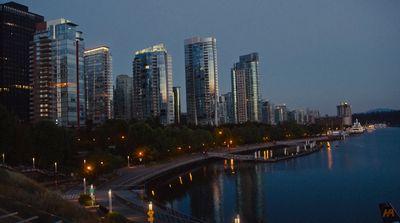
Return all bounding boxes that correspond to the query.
[84,46,110,55]
[135,43,166,55]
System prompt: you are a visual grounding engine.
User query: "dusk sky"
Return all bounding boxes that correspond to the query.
[16,0,400,115]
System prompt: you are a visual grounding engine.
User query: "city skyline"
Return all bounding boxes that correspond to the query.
[7,0,400,115]
[1,2,400,223]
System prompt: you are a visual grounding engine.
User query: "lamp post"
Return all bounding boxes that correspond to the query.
[138,151,144,164]
[83,178,86,194]
[54,162,58,187]
[234,214,240,223]
[32,157,35,169]
[127,155,130,167]
[108,189,112,213]
[90,184,95,206]
[147,201,154,223]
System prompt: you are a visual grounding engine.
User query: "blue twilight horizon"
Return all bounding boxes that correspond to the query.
[16,0,400,115]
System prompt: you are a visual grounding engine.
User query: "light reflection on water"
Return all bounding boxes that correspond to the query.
[153,128,400,223]
[327,144,333,170]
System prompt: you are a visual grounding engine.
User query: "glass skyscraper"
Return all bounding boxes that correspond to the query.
[173,86,181,124]
[274,104,288,124]
[218,94,228,125]
[261,100,275,125]
[84,46,113,125]
[30,18,85,128]
[0,2,43,121]
[114,74,132,121]
[231,53,261,124]
[132,43,174,125]
[184,37,219,126]
[224,92,235,124]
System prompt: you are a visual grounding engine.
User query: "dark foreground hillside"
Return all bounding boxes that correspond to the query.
[0,168,98,223]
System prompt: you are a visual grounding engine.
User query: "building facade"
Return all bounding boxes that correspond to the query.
[274,104,288,124]
[231,53,261,124]
[337,102,352,126]
[132,43,174,125]
[114,74,132,121]
[173,86,181,124]
[185,37,219,126]
[0,2,43,121]
[30,18,85,128]
[218,94,228,125]
[223,92,234,124]
[84,46,113,125]
[288,109,306,124]
[261,100,275,125]
[305,109,320,124]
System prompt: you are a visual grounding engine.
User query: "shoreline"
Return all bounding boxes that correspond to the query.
[100,136,329,190]
[93,136,331,222]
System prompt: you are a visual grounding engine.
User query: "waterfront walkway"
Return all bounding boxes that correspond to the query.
[101,136,327,190]
[66,136,328,222]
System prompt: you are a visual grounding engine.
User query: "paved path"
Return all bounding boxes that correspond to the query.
[64,136,328,222]
[99,153,208,190]
[100,136,327,190]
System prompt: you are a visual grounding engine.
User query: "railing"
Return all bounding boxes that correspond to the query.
[209,141,321,162]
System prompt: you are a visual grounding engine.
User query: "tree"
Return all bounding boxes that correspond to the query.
[31,121,74,167]
[128,122,155,149]
[0,105,16,160]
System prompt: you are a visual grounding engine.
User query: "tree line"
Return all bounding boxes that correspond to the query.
[0,105,324,173]
[353,111,400,126]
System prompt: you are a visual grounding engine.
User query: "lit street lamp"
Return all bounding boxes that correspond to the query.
[127,155,130,167]
[32,157,35,169]
[234,214,240,223]
[54,162,58,187]
[138,151,144,164]
[87,165,92,171]
[108,189,112,213]
[147,201,154,223]
[90,184,95,206]
[83,178,86,194]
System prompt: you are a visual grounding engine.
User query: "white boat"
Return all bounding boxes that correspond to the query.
[348,119,365,134]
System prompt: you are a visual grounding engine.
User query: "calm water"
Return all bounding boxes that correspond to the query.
[153,128,400,223]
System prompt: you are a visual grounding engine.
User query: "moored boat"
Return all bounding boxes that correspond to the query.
[348,119,365,134]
